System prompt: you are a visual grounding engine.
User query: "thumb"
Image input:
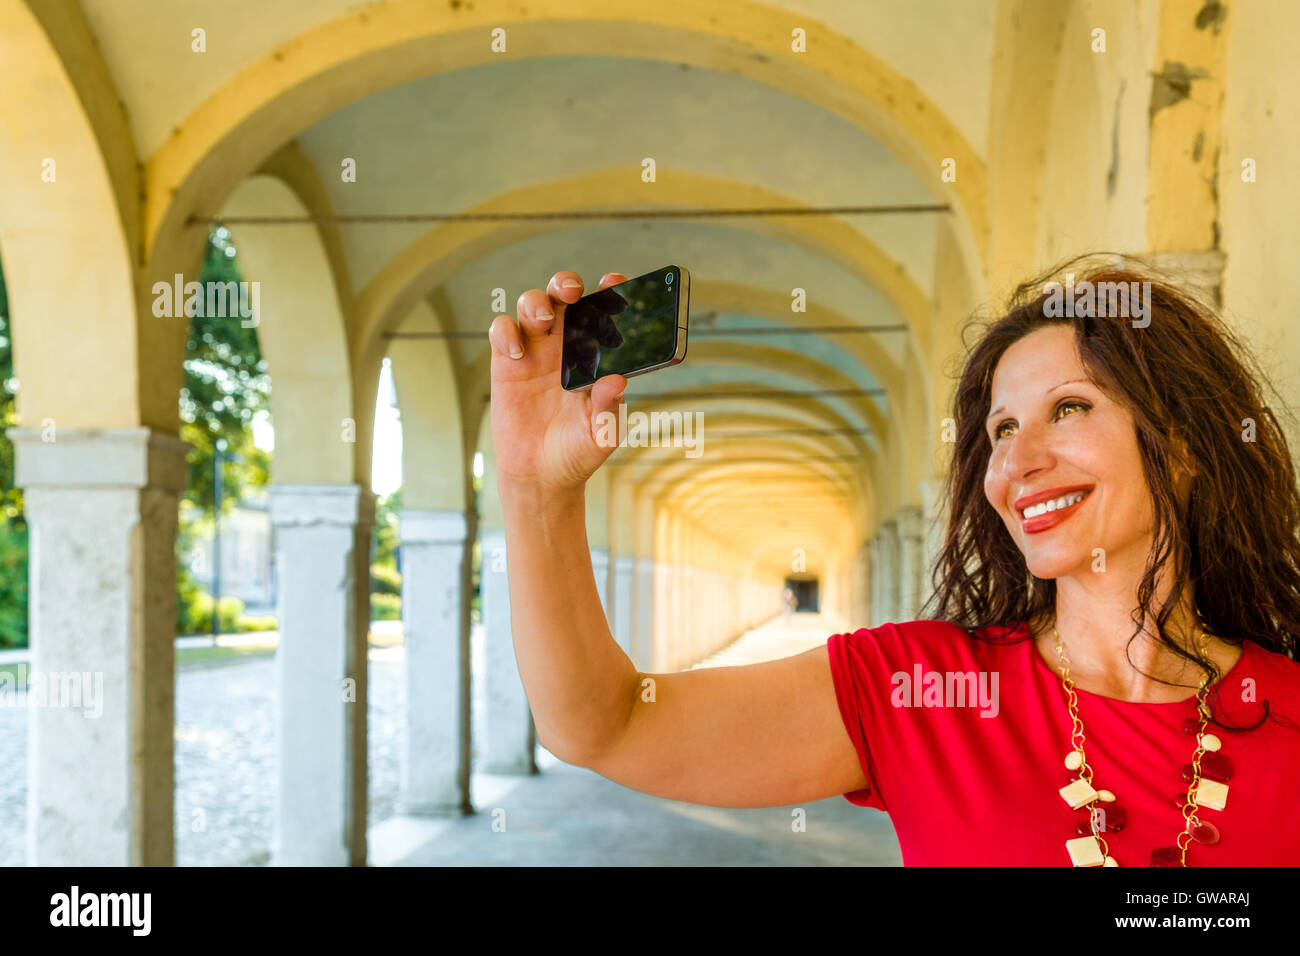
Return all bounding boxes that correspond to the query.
[590,373,628,424]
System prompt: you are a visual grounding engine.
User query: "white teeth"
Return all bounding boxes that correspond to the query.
[1022,491,1088,519]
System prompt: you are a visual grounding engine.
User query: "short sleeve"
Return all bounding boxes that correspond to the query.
[826,628,890,812]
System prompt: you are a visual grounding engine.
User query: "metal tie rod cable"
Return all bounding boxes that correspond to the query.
[621,390,883,400]
[385,324,907,339]
[700,425,871,436]
[606,454,863,466]
[195,203,950,226]
[481,386,884,402]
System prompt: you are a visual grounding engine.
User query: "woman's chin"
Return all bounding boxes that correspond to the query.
[1022,549,1094,582]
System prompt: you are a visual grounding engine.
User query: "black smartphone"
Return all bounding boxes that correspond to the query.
[561,265,689,390]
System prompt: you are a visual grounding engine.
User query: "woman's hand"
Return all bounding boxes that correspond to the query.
[488,270,629,494]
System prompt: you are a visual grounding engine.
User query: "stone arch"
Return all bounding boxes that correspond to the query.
[142,0,989,365]
[0,1,139,428]
[221,175,355,484]
[388,300,468,512]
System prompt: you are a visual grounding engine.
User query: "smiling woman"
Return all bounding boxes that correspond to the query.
[895,254,1300,865]
[488,260,1300,868]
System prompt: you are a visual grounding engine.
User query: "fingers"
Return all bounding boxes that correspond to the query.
[493,270,627,359]
[590,372,627,421]
[517,283,564,341]
[488,314,524,360]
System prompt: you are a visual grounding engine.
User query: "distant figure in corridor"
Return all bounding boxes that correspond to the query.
[782,586,797,623]
[486,257,1300,866]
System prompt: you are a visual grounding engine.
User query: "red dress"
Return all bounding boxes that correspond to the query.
[825,619,1300,866]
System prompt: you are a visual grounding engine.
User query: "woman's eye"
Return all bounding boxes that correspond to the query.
[992,401,1089,441]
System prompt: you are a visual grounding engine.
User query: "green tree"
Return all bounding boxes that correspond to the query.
[181,226,271,515]
[0,257,27,647]
[0,262,21,521]
[176,227,272,634]
[371,488,403,615]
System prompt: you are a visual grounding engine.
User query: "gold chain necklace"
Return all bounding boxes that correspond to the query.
[1053,625,1229,867]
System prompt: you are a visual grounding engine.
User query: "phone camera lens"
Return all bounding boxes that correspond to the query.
[665,273,674,285]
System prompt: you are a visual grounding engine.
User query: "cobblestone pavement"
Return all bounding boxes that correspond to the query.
[0,614,903,866]
[0,648,420,867]
[0,686,23,866]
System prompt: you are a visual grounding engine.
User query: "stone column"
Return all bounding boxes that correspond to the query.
[480,528,536,774]
[398,509,471,815]
[633,557,655,671]
[612,554,635,657]
[851,542,870,628]
[269,483,373,866]
[920,477,947,611]
[867,536,882,626]
[10,427,186,866]
[871,521,901,624]
[881,521,901,624]
[896,506,925,620]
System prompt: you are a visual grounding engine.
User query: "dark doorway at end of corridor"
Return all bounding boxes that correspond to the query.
[783,575,819,613]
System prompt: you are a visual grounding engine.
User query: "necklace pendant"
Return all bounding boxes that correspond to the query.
[1059,778,1099,810]
[1194,778,1229,811]
[1095,803,1126,832]
[1150,845,1182,867]
[1066,836,1106,867]
[1181,753,1233,784]
[1191,821,1221,845]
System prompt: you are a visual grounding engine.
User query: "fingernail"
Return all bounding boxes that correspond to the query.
[614,392,626,404]
[535,311,555,323]
[562,279,582,289]
[509,346,524,359]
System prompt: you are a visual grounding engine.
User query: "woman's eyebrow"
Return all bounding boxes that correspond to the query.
[986,378,1092,421]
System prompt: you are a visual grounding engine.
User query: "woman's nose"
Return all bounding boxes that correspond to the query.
[999,422,1053,481]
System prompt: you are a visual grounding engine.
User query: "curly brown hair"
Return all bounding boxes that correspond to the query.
[922,254,1300,723]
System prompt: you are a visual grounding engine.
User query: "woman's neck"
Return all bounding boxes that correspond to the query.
[1036,569,1240,703]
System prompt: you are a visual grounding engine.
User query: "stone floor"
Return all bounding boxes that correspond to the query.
[0,613,902,866]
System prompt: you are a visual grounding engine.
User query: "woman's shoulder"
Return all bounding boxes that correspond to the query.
[1241,640,1300,701]
[833,617,1033,669]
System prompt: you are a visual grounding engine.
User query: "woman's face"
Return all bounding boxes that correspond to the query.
[982,324,1154,580]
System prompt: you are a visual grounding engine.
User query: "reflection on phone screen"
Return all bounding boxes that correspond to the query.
[562,271,679,389]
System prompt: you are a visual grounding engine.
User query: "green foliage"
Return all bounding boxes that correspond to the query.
[235,613,277,633]
[370,561,402,596]
[0,520,27,649]
[371,592,401,621]
[374,487,402,567]
[0,258,27,649]
[178,591,247,636]
[176,506,206,635]
[174,229,274,637]
[0,263,19,522]
[181,228,271,515]
[371,487,403,604]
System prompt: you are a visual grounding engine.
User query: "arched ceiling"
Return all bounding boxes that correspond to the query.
[66,0,998,580]
[78,0,996,163]
[429,220,914,374]
[292,55,939,294]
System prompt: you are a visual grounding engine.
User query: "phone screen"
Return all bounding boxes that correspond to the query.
[561,265,688,390]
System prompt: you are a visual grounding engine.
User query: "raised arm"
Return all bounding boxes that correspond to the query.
[488,270,869,808]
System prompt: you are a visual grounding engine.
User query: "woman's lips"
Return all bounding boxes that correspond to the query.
[1020,491,1090,534]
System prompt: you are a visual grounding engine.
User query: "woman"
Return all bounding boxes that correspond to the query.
[486,257,1300,866]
